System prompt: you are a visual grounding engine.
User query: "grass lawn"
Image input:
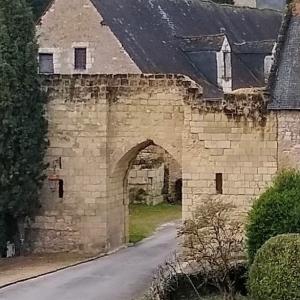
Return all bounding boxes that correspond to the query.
[129,203,181,243]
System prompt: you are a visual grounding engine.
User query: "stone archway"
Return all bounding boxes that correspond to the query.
[107,140,182,250]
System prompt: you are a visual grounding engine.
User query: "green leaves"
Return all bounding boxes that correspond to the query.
[0,0,47,247]
[249,234,300,300]
[246,170,300,264]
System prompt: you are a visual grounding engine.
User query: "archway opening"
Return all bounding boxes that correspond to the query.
[127,144,182,243]
[108,140,182,250]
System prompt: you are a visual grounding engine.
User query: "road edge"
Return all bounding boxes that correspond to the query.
[0,245,127,290]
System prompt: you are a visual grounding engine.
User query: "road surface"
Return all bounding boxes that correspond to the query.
[0,222,178,300]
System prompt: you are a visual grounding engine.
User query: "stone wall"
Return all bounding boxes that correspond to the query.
[182,91,278,220]
[277,111,300,169]
[128,145,182,204]
[128,164,165,205]
[37,0,140,74]
[31,74,280,254]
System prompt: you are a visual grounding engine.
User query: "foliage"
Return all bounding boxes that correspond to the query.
[129,203,181,243]
[249,234,300,300]
[179,198,244,300]
[0,0,48,249]
[246,170,300,264]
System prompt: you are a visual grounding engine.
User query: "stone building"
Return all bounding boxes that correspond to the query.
[28,0,300,255]
[37,0,282,98]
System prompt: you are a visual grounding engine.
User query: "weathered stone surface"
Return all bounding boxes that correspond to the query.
[30,74,289,254]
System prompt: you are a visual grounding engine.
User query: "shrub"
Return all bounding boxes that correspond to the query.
[179,198,244,300]
[249,234,300,300]
[246,170,300,263]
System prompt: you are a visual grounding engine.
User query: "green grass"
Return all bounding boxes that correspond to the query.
[129,203,181,243]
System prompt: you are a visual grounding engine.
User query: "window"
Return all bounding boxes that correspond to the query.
[74,48,87,70]
[39,53,54,74]
[216,173,223,194]
[58,179,64,198]
[223,51,231,80]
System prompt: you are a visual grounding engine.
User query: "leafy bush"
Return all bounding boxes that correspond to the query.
[249,234,300,300]
[246,170,300,263]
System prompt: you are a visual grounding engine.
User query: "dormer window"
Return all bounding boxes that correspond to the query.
[217,35,232,93]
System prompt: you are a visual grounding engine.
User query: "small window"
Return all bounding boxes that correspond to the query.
[39,53,54,74]
[223,52,231,80]
[58,179,64,198]
[74,48,87,70]
[216,173,223,194]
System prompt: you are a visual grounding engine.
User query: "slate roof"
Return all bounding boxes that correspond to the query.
[88,0,282,99]
[178,34,226,52]
[269,3,300,109]
[232,40,275,54]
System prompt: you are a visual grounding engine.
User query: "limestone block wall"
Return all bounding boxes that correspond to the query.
[32,74,188,253]
[182,92,278,220]
[128,145,182,203]
[128,164,165,205]
[31,74,280,254]
[277,111,300,169]
[31,75,109,254]
[106,75,185,248]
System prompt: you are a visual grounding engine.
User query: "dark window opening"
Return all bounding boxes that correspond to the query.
[175,178,182,203]
[216,173,223,194]
[223,51,231,80]
[39,53,54,74]
[74,48,87,70]
[58,179,64,198]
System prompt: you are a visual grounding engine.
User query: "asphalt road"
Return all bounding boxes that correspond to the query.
[0,222,178,300]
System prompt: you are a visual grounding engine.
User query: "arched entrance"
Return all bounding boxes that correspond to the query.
[107,140,182,250]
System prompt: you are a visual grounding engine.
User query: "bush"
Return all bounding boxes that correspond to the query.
[246,170,300,263]
[249,234,300,300]
[179,198,244,300]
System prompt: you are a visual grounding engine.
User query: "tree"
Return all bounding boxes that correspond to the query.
[0,0,47,254]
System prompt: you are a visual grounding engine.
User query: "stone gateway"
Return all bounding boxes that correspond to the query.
[27,73,297,254]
